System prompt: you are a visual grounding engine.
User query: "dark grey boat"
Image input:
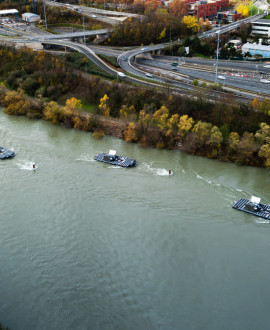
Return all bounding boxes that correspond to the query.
[0,147,15,159]
[232,196,270,220]
[94,150,136,167]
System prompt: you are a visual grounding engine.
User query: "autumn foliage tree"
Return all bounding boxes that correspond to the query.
[170,0,189,17]
[183,16,199,33]
[99,94,110,117]
[124,122,138,142]
[236,4,249,17]
[43,101,61,124]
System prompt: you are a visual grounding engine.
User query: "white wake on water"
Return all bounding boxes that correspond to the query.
[156,169,173,176]
[141,163,173,176]
[17,161,37,171]
[76,154,95,162]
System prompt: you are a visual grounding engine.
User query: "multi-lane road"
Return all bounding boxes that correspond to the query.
[0,2,269,101]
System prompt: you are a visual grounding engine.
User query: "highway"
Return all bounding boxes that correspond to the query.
[43,0,140,25]
[0,5,269,101]
[134,56,270,95]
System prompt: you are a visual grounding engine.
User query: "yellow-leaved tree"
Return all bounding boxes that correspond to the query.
[61,97,82,122]
[259,143,270,168]
[43,101,60,124]
[99,94,110,117]
[228,132,240,153]
[192,120,212,145]
[166,114,179,136]
[124,122,137,142]
[183,16,199,33]
[153,105,169,131]
[65,97,82,110]
[255,122,270,145]
[158,28,166,40]
[236,4,249,17]
[119,105,137,121]
[178,114,194,136]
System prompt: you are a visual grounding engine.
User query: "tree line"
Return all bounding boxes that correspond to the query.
[1,45,270,168]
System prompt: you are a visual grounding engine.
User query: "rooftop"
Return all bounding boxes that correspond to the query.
[0,9,19,15]
[242,42,270,51]
[22,12,40,18]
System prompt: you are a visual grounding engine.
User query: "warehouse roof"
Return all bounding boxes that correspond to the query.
[0,9,19,15]
[22,12,40,18]
[242,42,270,51]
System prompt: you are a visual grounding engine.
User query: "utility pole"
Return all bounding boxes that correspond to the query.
[43,0,47,30]
[215,27,220,84]
[32,0,36,13]
[83,17,86,45]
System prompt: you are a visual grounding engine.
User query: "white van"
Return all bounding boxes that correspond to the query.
[117,72,126,78]
[260,79,270,84]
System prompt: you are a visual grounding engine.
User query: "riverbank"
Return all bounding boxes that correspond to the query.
[1,84,270,169]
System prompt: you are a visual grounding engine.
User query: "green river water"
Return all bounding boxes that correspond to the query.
[1,109,270,330]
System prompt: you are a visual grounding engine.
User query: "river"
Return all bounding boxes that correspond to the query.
[1,109,270,330]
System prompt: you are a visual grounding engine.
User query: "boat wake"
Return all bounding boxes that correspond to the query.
[157,169,173,176]
[256,219,270,224]
[17,161,37,171]
[195,173,220,187]
[141,163,173,176]
[76,154,95,162]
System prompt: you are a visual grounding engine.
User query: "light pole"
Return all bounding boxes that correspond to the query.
[170,28,171,42]
[215,27,220,84]
[83,17,86,45]
[43,0,47,30]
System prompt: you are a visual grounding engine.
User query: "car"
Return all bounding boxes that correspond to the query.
[263,65,270,68]
[260,79,270,84]
[141,47,148,51]
[123,56,128,61]
[218,75,226,80]
[92,14,97,18]
[145,73,153,77]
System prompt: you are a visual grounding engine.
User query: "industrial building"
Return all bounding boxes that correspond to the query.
[0,9,19,21]
[242,42,270,58]
[21,12,40,23]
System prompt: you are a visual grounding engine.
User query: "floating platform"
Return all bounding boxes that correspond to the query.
[0,147,15,159]
[232,196,270,220]
[94,150,136,168]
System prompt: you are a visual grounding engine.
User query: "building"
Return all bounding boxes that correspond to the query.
[0,9,19,21]
[218,10,241,22]
[188,0,229,19]
[242,42,270,58]
[21,12,40,23]
[252,19,270,37]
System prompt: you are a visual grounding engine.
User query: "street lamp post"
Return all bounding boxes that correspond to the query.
[83,17,86,45]
[170,28,171,42]
[215,27,220,84]
[43,0,47,30]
